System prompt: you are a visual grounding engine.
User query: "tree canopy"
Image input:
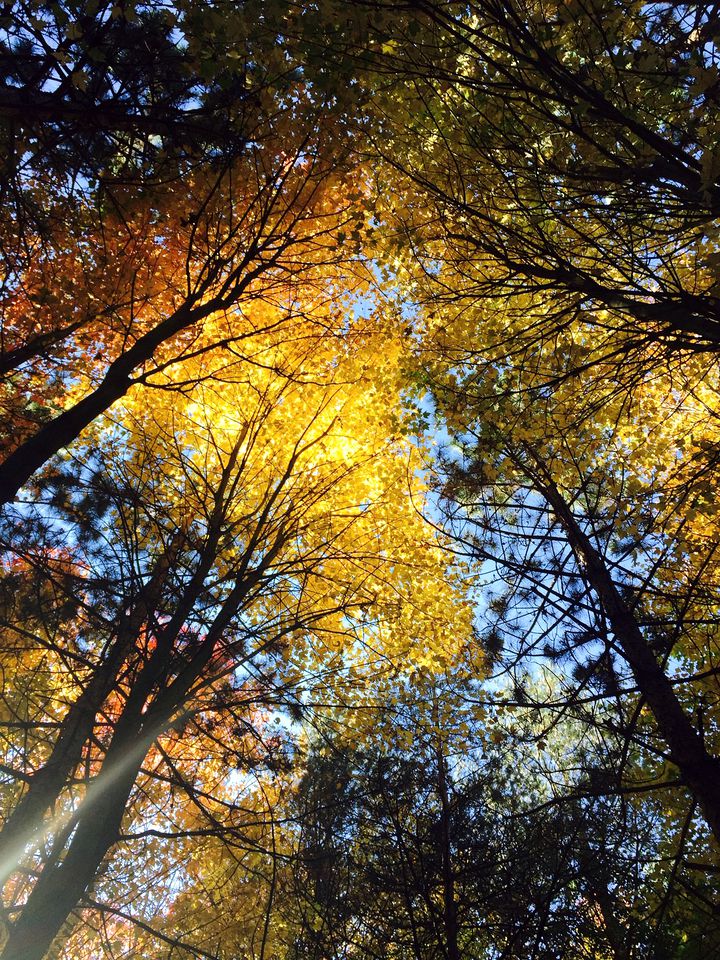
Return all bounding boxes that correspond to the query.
[2,2,720,958]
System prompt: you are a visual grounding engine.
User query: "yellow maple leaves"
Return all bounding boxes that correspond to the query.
[115,293,475,685]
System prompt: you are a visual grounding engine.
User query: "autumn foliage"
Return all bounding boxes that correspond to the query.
[1,2,720,959]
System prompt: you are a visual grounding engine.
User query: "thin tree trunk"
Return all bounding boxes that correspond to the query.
[576,827,631,960]
[0,556,271,960]
[0,300,195,505]
[0,710,154,960]
[0,247,274,504]
[0,534,183,885]
[526,449,720,844]
[432,697,461,960]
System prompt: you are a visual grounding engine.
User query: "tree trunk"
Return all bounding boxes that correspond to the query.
[0,555,268,959]
[0,301,196,505]
[432,699,461,960]
[527,450,720,844]
[0,712,151,960]
[0,248,270,504]
[0,535,184,886]
[576,827,631,960]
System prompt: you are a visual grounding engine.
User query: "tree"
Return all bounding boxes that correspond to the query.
[349,0,720,368]
[424,343,720,849]
[329,0,720,938]
[0,1,333,263]
[0,0,370,505]
[284,665,681,960]
[0,308,471,960]
[6,3,720,955]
